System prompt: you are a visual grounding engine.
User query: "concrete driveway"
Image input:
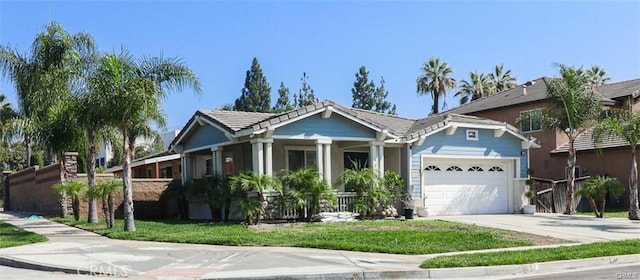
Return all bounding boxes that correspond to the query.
[433,213,640,243]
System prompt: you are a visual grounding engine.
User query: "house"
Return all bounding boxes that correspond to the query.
[170,100,538,218]
[106,150,181,179]
[443,77,640,197]
[96,130,181,168]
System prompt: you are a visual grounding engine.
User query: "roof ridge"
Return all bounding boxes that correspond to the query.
[349,107,416,121]
[597,77,640,88]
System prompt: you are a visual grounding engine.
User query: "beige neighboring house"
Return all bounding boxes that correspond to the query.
[443,77,640,204]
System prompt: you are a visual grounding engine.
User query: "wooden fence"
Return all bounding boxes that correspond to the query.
[530,176,590,213]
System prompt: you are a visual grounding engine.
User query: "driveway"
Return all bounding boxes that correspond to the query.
[434,213,640,243]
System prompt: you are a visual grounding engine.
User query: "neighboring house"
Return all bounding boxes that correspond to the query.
[170,100,538,218]
[96,130,181,168]
[443,77,640,194]
[106,150,181,179]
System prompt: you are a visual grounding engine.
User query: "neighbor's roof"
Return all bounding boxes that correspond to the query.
[550,130,630,154]
[443,77,637,115]
[104,150,180,173]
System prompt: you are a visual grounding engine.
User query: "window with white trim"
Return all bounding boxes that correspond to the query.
[519,108,542,132]
[287,149,317,171]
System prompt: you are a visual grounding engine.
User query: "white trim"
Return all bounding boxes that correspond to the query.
[284,146,318,171]
[174,113,236,148]
[272,135,376,142]
[466,129,479,141]
[494,128,506,138]
[445,126,457,136]
[235,105,400,140]
[322,106,333,118]
[407,121,537,148]
[183,142,234,154]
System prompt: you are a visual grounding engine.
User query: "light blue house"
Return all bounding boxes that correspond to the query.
[170,100,538,218]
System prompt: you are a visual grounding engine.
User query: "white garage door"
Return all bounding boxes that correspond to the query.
[422,158,511,215]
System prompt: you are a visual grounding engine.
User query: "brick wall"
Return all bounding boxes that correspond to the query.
[6,164,174,219]
[7,164,62,215]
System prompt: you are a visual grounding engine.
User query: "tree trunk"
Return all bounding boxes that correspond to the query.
[629,150,639,220]
[101,198,110,228]
[72,197,80,221]
[123,128,136,231]
[25,135,32,167]
[107,193,115,229]
[45,148,57,166]
[586,197,600,218]
[432,92,439,115]
[564,141,576,215]
[87,129,98,223]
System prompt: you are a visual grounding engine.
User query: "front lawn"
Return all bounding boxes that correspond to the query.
[52,218,563,255]
[0,221,47,248]
[577,210,629,219]
[420,239,640,268]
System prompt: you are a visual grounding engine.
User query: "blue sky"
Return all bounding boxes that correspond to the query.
[1,1,639,131]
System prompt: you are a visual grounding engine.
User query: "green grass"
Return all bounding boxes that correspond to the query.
[53,218,536,255]
[420,239,640,268]
[577,210,629,218]
[0,221,47,248]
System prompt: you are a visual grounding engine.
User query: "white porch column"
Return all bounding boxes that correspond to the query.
[181,154,186,184]
[317,139,332,183]
[264,139,273,176]
[211,147,223,174]
[316,142,324,178]
[251,140,265,175]
[370,142,379,174]
[378,144,385,177]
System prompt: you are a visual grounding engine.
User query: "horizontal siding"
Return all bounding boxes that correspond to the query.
[183,125,228,151]
[274,113,375,139]
[410,128,527,200]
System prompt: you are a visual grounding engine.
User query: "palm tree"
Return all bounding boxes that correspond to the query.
[336,161,391,218]
[230,171,282,225]
[576,176,622,218]
[0,94,17,145]
[85,179,120,228]
[52,180,87,221]
[586,66,610,88]
[416,57,456,115]
[489,64,517,92]
[455,71,495,104]
[91,49,201,231]
[593,109,640,220]
[542,63,601,215]
[0,22,94,166]
[280,167,336,221]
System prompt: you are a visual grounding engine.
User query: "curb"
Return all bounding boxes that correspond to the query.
[0,254,94,276]
[200,254,640,279]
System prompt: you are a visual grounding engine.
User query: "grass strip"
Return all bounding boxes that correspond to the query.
[54,218,535,255]
[420,239,640,268]
[0,221,47,248]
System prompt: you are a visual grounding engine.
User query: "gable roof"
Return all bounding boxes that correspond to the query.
[444,76,631,115]
[171,99,537,150]
[550,129,630,154]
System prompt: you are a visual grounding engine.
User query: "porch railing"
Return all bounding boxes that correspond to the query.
[264,191,357,220]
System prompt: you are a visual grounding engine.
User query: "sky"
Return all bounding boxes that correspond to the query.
[1,1,639,132]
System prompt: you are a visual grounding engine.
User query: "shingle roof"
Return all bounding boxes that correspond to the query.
[173,99,535,147]
[550,129,630,153]
[444,76,627,115]
[405,113,518,140]
[199,110,276,132]
[596,78,640,99]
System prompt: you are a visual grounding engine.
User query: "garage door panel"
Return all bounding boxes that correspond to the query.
[422,158,510,215]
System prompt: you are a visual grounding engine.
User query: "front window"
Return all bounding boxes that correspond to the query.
[287,149,317,171]
[519,109,542,132]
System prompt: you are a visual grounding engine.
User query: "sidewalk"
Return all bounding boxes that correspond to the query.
[1,212,640,279]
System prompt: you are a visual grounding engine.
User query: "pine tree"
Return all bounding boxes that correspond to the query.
[272,82,294,113]
[294,72,317,108]
[374,77,397,115]
[351,66,376,110]
[233,57,272,112]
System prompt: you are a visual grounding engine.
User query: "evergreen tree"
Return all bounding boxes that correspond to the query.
[234,57,272,112]
[294,72,316,108]
[351,66,376,110]
[374,77,397,115]
[272,82,294,113]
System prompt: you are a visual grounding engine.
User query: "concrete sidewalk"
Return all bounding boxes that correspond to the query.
[1,212,640,279]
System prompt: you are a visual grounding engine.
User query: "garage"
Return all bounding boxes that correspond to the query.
[422,158,512,215]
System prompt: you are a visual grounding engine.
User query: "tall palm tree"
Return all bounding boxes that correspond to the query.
[489,64,517,92]
[0,22,94,166]
[542,63,601,215]
[455,71,495,104]
[0,94,17,145]
[593,109,640,220]
[586,66,611,88]
[91,49,200,231]
[416,57,456,115]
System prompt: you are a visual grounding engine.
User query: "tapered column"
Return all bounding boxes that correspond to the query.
[316,142,324,178]
[265,140,273,176]
[252,140,265,175]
